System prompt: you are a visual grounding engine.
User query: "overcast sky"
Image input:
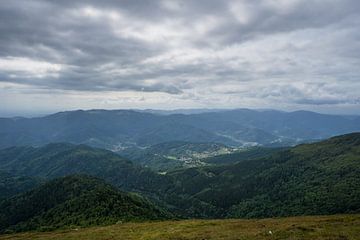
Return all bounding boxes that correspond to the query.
[0,0,360,116]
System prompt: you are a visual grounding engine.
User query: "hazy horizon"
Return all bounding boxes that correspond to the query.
[1,107,360,119]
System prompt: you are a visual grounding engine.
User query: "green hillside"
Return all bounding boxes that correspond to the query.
[0,143,172,194]
[0,133,359,219]
[0,175,170,233]
[0,171,41,200]
[166,133,360,218]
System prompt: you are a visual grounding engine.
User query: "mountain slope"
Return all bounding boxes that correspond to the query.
[0,175,170,233]
[203,146,287,165]
[166,133,360,218]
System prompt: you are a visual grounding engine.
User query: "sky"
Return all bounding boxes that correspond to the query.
[0,0,360,116]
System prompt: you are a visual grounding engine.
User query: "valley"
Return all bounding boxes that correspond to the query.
[118,141,238,171]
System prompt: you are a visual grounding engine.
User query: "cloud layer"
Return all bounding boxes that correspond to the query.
[0,0,360,114]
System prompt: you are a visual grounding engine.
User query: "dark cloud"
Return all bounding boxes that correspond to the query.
[0,0,359,113]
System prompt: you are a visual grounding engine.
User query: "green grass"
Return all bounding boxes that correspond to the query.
[1,214,360,240]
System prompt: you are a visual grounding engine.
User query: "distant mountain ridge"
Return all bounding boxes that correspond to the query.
[0,109,359,150]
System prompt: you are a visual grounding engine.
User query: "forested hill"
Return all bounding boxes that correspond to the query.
[0,143,172,194]
[166,133,360,218]
[0,175,170,233]
[0,133,359,219]
[0,171,42,200]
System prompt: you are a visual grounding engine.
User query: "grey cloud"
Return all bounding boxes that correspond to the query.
[0,0,359,112]
[294,98,360,106]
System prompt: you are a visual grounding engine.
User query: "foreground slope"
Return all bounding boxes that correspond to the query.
[0,175,170,233]
[0,214,359,240]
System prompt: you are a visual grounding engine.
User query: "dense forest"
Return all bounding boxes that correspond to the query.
[0,171,41,200]
[165,133,360,217]
[0,175,170,233]
[0,133,359,231]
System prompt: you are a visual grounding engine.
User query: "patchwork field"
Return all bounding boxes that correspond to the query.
[1,214,359,240]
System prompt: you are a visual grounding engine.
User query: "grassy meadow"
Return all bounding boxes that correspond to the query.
[0,214,359,240]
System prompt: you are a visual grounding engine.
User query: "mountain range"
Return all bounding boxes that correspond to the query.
[1,109,359,150]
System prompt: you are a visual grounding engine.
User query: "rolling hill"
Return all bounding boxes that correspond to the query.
[0,143,172,195]
[0,133,359,219]
[0,175,170,233]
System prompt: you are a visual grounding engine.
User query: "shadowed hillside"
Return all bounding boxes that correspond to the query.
[0,143,172,194]
[0,175,170,233]
[0,171,42,200]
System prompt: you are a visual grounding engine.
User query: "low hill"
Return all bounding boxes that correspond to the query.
[0,214,359,240]
[0,175,170,233]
